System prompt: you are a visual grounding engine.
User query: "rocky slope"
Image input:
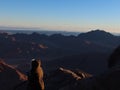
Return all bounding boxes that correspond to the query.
[45,67,92,90]
[0,60,27,90]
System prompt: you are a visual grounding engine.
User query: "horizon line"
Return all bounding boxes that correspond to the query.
[0,25,120,34]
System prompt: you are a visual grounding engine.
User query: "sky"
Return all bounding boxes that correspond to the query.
[0,0,120,33]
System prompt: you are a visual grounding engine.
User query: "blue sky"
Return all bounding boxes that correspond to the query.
[0,0,120,33]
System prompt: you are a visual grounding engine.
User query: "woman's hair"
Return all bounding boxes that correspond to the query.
[31,59,41,71]
[108,46,120,68]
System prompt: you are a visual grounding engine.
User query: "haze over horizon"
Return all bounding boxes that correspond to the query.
[0,0,120,33]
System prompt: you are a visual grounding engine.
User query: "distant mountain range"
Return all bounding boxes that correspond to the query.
[0,29,120,90]
[0,29,119,58]
[0,30,80,36]
[0,29,120,74]
[0,29,120,36]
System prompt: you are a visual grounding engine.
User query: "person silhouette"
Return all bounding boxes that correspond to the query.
[27,59,44,90]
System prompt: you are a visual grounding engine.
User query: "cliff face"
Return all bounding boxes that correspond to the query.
[0,60,27,90]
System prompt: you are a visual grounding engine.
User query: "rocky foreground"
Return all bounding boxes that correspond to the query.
[0,59,92,90]
[1,45,120,90]
[1,57,120,90]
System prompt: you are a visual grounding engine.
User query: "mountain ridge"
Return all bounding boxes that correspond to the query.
[0,29,119,59]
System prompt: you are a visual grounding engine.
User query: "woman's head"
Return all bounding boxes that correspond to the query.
[108,46,120,68]
[31,59,41,70]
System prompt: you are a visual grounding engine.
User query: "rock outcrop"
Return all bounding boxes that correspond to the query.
[45,67,92,90]
[0,59,27,90]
